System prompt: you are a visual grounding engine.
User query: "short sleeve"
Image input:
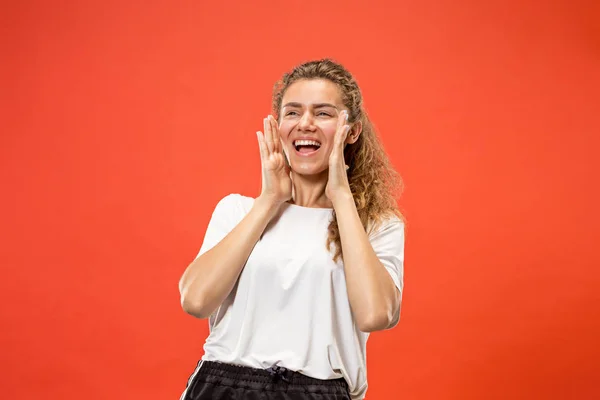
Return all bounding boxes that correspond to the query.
[369,217,405,328]
[195,194,244,259]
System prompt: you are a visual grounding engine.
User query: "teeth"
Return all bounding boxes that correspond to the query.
[294,140,321,147]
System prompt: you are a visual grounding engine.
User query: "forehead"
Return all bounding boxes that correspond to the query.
[282,79,343,107]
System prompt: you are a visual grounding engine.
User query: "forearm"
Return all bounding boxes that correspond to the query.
[333,193,399,332]
[179,197,279,318]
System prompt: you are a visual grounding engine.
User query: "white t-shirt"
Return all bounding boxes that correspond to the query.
[194,194,405,399]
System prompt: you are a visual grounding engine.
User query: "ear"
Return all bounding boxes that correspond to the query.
[345,120,363,144]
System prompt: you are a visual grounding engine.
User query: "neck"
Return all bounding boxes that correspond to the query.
[289,170,332,208]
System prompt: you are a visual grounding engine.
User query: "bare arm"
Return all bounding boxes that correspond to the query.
[326,110,402,333]
[178,197,279,318]
[179,115,291,319]
[333,193,402,332]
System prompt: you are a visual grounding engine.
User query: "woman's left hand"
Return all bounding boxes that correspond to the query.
[325,110,352,204]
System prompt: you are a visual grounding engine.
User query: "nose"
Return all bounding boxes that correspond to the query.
[297,111,316,131]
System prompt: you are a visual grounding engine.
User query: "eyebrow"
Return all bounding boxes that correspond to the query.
[282,102,339,109]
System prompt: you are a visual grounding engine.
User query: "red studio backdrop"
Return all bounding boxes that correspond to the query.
[2,1,599,399]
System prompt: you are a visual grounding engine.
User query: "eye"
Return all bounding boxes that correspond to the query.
[285,111,299,116]
[317,112,332,117]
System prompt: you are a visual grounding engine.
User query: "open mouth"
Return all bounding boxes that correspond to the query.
[293,139,321,155]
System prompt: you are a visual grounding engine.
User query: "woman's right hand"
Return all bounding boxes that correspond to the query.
[256,115,292,207]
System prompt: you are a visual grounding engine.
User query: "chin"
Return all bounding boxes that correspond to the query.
[291,163,328,176]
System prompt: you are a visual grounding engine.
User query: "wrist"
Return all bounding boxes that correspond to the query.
[254,195,283,218]
[330,191,354,209]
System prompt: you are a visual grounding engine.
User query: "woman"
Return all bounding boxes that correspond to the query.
[178,59,406,400]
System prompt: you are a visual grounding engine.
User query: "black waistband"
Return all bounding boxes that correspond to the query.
[199,360,348,389]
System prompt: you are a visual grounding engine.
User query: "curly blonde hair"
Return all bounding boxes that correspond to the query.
[272,59,405,262]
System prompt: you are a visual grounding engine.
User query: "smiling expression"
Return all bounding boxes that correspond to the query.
[278,79,349,175]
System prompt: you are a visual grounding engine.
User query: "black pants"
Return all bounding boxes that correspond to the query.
[181,360,351,400]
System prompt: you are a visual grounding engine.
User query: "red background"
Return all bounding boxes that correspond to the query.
[2,0,599,399]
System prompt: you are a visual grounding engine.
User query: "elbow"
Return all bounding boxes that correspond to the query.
[179,269,214,319]
[356,312,391,333]
[180,291,213,319]
[356,304,400,333]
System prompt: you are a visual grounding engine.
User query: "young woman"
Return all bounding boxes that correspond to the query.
[178,59,406,400]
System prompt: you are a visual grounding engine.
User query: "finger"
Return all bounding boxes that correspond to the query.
[343,124,351,143]
[335,122,350,149]
[280,138,289,164]
[338,126,351,166]
[329,125,345,166]
[256,131,267,161]
[338,110,350,143]
[337,109,348,130]
[269,116,280,153]
[264,117,274,154]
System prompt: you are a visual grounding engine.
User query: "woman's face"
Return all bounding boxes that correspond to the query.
[278,79,347,175]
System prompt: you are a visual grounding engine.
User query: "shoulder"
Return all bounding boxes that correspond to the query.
[213,193,255,216]
[367,214,405,259]
[368,214,405,240]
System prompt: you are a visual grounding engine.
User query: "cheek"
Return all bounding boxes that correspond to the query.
[278,121,294,139]
[319,121,338,140]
